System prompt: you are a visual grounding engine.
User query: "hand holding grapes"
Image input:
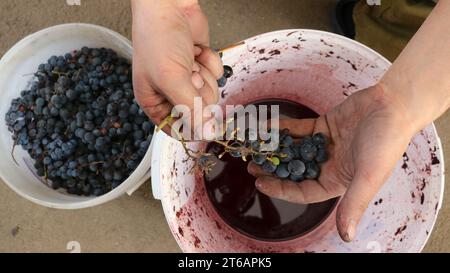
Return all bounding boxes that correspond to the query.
[248,85,416,242]
[131,0,223,128]
[249,1,450,242]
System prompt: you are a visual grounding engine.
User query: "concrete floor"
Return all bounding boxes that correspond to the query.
[0,0,448,252]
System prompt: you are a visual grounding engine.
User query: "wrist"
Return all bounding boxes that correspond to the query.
[367,83,420,138]
[380,74,450,134]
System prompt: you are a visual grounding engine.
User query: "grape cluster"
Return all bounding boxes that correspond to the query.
[257,131,329,182]
[5,47,154,196]
[200,129,329,182]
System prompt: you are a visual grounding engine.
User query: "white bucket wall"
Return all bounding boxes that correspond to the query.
[152,30,444,253]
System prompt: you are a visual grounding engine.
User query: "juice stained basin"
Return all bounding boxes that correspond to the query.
[151,29,444,253]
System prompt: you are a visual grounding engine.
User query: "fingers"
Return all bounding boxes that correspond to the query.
[312,115,332,138]
[160,61,224,139]
[132,75,171,125]
[195,46,224,79]
[136,61,220,139]
[162,74,202,111]
[335,171,386,242]
[197,63,220,105]
[145,102,173,125]
[186,4,210,46]
[248,162,341,204]
[191,72,205,89]
[335,118,410,242]
[247,162,275,177]
[255,176,339,204]
[194,46,203,57]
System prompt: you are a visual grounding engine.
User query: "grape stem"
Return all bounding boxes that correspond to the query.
[156,113,286,168]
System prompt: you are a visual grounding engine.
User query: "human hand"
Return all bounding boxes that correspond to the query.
[131,0,223,130]
[248,85,417,242]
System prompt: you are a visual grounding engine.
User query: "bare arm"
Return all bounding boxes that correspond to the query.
[382,0,450,132]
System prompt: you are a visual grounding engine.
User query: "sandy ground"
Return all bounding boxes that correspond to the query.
[0,0,448,252]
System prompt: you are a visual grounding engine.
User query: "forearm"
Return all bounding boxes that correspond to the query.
[381,0,450,132]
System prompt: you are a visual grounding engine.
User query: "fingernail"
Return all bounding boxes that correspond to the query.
[192,62,201,72]
[342,219,356,242]
[194,46,202,56]
[192,72,204,89]
[256,177,278,190]
[255,180,265,190]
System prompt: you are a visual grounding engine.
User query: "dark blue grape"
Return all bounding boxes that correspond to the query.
[78,56,86,65]
[252,154,266,165]
[84,132,95,144]
[43,157,52,165]
[50,107,59,116]
[290,174,305,182]
[103,169,113,181]
[305,162,320,179]
[93,187,104,196]
[133,130,144,140]
[142,121,153,133]
[75,128,86,139]
[113,170,123,181]
[303,136,314,145]
[300,142,317,162]
[66,89,78,100]
[217,76,227,88]
[280,147,295,163]
[262,161,277,174]
[68,161,78,169]
[59,109,70,120]
[315,148,328,163]
[89,164,98,172]
[129,104,139,115]
[54,161,63,168]
[229,142,243,158]
[313,133,328,145]
[280,135,294,147]
[288,160,306,176]
[84,121,95,131]
[119,75,128,83]
[275,163,290,178]
[85,111,94,120]
[35,97,45,107]
[223,65,233,78]
[92,129,101,137]
[127,160,137,170]
[48,56,58,66]
[92,57,101,66]
[121,123,131,133]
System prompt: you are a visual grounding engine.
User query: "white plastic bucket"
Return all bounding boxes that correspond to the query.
[151,30,445,252]
[0,24,153,209]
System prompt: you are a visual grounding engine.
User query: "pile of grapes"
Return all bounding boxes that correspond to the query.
[5,47,154,196]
